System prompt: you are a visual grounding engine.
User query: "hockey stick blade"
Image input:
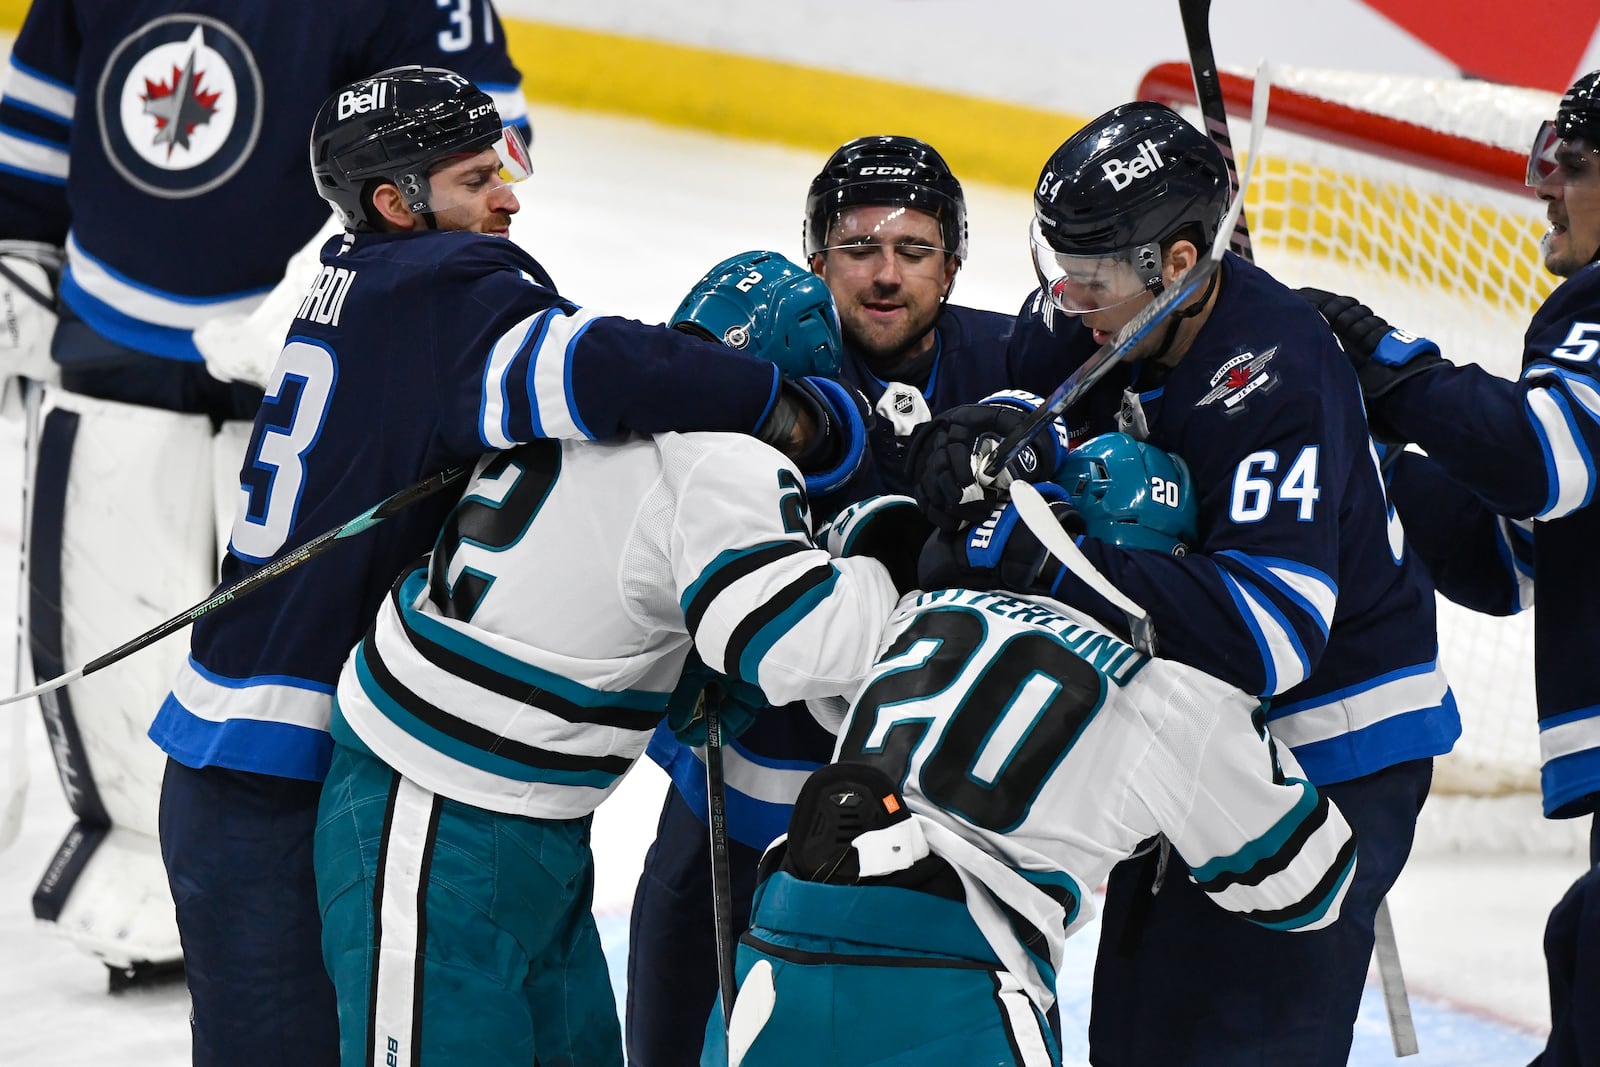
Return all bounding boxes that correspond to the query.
[982,59,1271,483]
[0,465,473,709]
[1011,480,1157,654]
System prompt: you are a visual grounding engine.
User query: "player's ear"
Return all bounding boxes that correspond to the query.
[1162,238,1199,286]
[369,183,419,231]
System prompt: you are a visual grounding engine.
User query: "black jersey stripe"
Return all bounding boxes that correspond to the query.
[1233,830,1358,928]
[684,542,808,640]
[1192,792,1332,894]
[392,586,662,732]
[362,642,634,776]
[722,562,837,679]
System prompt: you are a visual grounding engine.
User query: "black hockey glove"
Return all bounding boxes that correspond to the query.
[783,376,872,498]
[1300,287,1445,443]
[917,482,1085,595]
[818,494,933,596]
[665,651,766,747]
[905,391,1071,533]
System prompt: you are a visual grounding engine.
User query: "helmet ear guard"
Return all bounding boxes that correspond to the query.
[670,250,844,379]
[1055,432,1198,555]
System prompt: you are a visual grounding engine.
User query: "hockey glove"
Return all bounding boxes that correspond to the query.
[905,390,1071,532]
[917,482,1085,594]
[1300,287,1444,442]
[783,376,871,498]
[818,493,932,595]
[665,651,767,747]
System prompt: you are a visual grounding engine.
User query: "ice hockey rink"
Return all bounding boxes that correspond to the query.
[0,100,1589,1066]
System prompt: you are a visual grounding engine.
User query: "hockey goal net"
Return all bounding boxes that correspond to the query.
[1138,62,1586,854]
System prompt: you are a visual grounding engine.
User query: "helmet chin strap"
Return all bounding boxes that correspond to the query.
[1140,264,1220,372]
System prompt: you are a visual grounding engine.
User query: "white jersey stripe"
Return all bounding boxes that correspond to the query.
[1221,571,1309,695]
[168,655,332,731]
[1267,659,1450,750]
[1540,710,1600,763]
[480,310,542,448]
[5,59,75,122]
[65,232,268,328]
[369,776,438,1067]
[1525,385,1594,519]
[530,307,602,440]
[995,972,1054,1066]
[0,124,68,182]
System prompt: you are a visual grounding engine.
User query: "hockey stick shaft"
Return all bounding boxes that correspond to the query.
[1374,898,1419,1055]
[0,464,472,709]
[982,61,1271,483]
[1179,0,1253,257]
[705,699,738,1029]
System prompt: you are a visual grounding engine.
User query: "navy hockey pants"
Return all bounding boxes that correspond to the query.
[627,786,763,1067]
[158,758,339,1067]
[1089,756,1432,1067]
[1534,857,1600,1067]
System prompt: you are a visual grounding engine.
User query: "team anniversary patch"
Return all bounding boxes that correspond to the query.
[1196,346,1278,414]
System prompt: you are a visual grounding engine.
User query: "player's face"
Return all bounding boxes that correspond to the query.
[1530,123,1600,275]
[428,147,521,236]
[811,205,957,372]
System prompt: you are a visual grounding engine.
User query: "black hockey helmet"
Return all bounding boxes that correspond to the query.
[1528,70,1600,187]
[1031,102,1229,314]
[309,66,530,231]
[803,135,969,260]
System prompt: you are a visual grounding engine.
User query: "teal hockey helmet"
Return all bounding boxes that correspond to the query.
[670,250,843,379]
[1056,432,1197,555]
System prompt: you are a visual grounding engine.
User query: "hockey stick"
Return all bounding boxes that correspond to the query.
[1010,480,1157,656]
[1179,0,1253,258]
[0,465,472,709]
[704,696,738,1030]
[1374,899,1419,1056]
[980,56,1271,486]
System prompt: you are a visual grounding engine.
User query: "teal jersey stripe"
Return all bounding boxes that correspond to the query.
[1188,777,1318,884]
[736,567,841,683]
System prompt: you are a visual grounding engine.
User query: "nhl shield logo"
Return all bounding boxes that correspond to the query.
[96,15,263,199]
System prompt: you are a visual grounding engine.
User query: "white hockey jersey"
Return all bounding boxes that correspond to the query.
[820,587,1359,1011]
[333,431,900,819]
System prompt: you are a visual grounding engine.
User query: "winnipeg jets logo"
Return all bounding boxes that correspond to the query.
[1196,346,1278,415]
[140,31,223,157]
[98,15,263,199]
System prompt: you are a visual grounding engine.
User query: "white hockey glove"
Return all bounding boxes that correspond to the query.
[193,213,341,389]
[0,240,64,412]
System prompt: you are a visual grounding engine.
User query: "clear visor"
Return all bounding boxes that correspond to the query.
[1029,217,1154,315]
[416,125,533,214]
[1527,120,1600,187]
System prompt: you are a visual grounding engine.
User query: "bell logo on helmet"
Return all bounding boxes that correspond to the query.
[1101,139,1166,192]
[336,82,388,121]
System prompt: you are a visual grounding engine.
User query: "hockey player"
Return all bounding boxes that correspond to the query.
[0,0,531,981]
[907,102,1458,1065]
[148,70,870,1067]
[1300,69,1600,1067]
[314,249,900,1067]
[627,135,1024,1067]
[702,456,1358,1067]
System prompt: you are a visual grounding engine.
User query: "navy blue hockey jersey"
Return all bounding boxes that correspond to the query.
[646,302,1017,849]
[1378,262,1600,818]
[1007,254,1460,787]
[0,1,529,363]
[149,230,788,781]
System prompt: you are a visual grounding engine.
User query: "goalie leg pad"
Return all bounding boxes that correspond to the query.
[26,385,225,961]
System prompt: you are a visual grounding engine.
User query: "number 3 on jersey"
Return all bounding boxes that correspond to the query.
[231,340,337,562]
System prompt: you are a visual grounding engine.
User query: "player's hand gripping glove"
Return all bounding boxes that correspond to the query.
[781,376,872,498]
[905,390,1071,532]
[818,494,933,595]
[1300,287,1444,443]
[917,481,1086,595]
[665,651,767,747]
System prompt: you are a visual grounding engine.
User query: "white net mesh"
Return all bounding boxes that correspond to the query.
[1150,66,1585,848]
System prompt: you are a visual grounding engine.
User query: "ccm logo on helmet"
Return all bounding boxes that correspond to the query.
[1102,139,1165,191]
[337,82,388,121]
[859,166,913,176]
